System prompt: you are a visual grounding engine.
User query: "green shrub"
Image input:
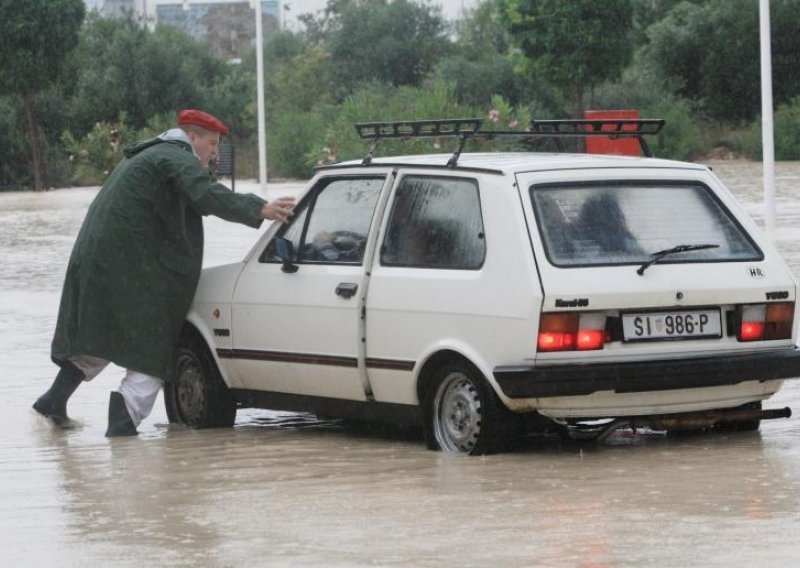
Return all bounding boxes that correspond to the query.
[0,97,29,190]
[591,62,701,160]
[311,79,532,167]
[42,138,74,189]
[642,99,700,161]
[61,112,163,186]
[741,97,800,161]
[267,108,330,179]
[774,97,800,160]
[432,54,521,107]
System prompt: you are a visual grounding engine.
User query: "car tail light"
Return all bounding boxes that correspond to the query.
[538,313,607,352]
[737,302,794,341]
[577,329,605,350]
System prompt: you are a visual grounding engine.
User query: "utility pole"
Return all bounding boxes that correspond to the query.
[252,0,268,193]
[759,0,775,233]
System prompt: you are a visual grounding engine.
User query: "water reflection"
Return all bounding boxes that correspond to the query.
[46,430,225,566]
[9,383,800,567]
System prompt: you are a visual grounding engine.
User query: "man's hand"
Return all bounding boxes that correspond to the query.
[261,196,296,223]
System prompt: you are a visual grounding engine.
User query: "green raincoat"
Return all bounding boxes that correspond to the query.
[51,135,265,382]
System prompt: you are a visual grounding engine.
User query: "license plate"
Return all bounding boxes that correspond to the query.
[622,309,722,341]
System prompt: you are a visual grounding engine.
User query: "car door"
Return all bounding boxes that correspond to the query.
[365,173,501,405]
[228,173,388,400]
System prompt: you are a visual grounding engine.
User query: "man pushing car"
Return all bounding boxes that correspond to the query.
[33,109,294,436]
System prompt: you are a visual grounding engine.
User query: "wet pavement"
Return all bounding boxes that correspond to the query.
[3,163,800,566]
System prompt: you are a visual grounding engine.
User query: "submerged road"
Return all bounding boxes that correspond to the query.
[2,162,800,567]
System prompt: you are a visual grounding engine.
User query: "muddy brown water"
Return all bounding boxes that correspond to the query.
[3,163,800,566]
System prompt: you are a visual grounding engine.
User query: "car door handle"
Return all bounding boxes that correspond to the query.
[335,282,358,299]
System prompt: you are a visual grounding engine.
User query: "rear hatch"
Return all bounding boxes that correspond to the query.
[516,166,798,363]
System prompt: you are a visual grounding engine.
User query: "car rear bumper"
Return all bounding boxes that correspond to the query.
[493,348,800,399]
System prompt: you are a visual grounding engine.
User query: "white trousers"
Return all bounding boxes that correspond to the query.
[69,355,163,427]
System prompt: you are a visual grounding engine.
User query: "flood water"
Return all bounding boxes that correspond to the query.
[3,162,800,566]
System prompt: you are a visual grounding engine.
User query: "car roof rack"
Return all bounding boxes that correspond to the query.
[355,117,665,167]
[356,119,482,167]
[531,119,664,157]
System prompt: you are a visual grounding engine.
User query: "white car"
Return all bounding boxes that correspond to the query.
[166,118,800,454]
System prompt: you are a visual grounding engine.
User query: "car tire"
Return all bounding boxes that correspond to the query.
[164,333,236,429]
[422,362,507,455]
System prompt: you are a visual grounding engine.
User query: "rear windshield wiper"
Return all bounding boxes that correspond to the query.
[637,244,720,276]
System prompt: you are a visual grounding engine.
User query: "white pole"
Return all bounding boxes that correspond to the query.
[254,0,268,193]
[759,0,776,233]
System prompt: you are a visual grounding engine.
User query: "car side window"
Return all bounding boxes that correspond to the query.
[278,202,309,259]
[381,175,485,269]
[261,176,384,265]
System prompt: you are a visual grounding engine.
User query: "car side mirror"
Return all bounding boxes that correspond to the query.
[274,236,299,273]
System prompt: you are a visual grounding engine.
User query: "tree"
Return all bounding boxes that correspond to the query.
[301,0,451,96]
[433,55,520,107]
[771,0,800,114]
[264,46,337,116]
[643,0,800,122]
[454,0,513,57]
[0,0,85,191]
[0,96,29,190]
[500,0,634,116]
[631,0,700,45]
[66,15,235,135]
[432,0,521,107]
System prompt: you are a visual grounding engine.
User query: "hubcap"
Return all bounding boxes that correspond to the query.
[176,353,206,425]
[433,371,482,452]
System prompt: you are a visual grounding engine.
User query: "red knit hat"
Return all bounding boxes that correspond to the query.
[176,109,229,136]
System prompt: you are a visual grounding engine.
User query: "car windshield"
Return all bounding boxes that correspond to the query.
[530,181,762,267]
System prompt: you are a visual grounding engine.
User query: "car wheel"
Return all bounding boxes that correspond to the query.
[717,401,762,432]
[164,334,236,429]
[423,362,506,455]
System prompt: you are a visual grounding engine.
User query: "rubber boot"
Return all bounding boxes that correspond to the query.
[32,364,84,427]
[105,391,138,437]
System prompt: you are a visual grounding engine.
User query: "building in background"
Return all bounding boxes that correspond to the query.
[87,1,278,60]
[155,2,279,60]
[87,0,478,27]
[94,0,133,18]
[85,0,478,60]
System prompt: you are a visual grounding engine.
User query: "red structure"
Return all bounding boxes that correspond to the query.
[584,109,641,156]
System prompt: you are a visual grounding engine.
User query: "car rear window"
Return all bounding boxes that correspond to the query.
[530,181,762,267]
